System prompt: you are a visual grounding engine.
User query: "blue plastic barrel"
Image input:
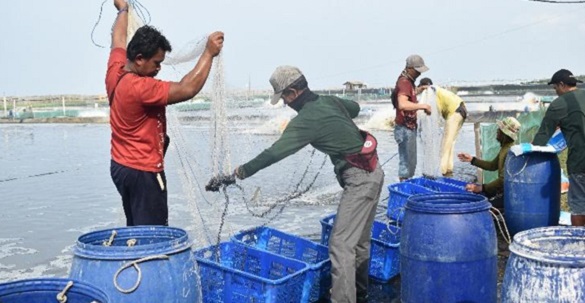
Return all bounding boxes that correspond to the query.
[0,278,109,302]
[400,193,497,303]
[501,226,585,302]
[504,151,560,235]
[69,226,197,303]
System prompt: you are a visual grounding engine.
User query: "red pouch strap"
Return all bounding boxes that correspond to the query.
[345,131,378,172]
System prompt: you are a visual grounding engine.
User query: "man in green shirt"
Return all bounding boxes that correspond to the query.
[458,117,521,209]
[234,66,384,303]
[533,69,585,226]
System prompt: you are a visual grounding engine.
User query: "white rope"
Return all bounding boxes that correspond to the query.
[505,157,529,178]
[383,220,401,248]
[56,281,74,303]
[113,255,169,294]
[387,207,405,229]
[490,207,512,244]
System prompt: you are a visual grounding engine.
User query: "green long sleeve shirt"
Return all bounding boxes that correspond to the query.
[239,94,364,185]
[533,89,585,174]
[471,142,513,196]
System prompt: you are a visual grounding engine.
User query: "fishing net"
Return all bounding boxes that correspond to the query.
[418,87,442,178]
[114,1,330,248]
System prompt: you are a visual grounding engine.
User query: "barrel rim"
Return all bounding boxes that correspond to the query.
[405,193,491,214]
[0,278,109,302]
[74,226,192,260]
[509,226,585,265]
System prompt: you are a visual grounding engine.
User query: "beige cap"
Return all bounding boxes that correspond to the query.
[269,65,304,105]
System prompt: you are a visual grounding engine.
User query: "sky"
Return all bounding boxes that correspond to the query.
[1,0,584,96]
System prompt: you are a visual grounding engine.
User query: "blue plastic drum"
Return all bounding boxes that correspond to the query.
[502,226,585,302]
[400,193,497,303]
[504,151,561,235]
[0,278,108,302]
[69,226,197,303]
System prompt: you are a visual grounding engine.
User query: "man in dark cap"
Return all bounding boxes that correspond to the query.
[232,66,384,303]
[533,69,585,226]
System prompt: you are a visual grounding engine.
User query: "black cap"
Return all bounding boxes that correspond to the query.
[418,77,433,87]
[548,69,583,85]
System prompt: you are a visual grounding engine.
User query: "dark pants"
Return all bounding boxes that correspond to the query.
[110,160,168,226]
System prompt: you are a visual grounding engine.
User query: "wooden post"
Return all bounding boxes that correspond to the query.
[474,122,483,183]
[62,96,66,116]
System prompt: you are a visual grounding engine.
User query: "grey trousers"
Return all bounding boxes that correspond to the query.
[329,164,385,303]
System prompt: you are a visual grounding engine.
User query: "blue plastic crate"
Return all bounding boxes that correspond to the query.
[435,177,468,191]
[193,242,311,303]
[231,227,331,302]
[387,182,435,221]
[319,214,401,282]
[406,177,466,193]
[370,221,401,281]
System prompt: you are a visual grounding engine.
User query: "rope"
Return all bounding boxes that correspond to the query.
[91,0,152,48]
[505,157,529,178]
[56,281,74,303]
[385,220,401,239]
[380,152,399,167]
[238,152,328,223]
[387,207,405,225]
[215,187,230,257]
[126,239,137,247]
[113,255,169,294]
[490,207,512,244]
[102,230,117,247]
[90,0,108,48]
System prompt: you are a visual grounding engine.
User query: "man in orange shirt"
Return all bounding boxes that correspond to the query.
[109,0,224,226]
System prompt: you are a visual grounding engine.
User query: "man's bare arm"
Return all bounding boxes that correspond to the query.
[111,0,128,49]
[167,32,224,104]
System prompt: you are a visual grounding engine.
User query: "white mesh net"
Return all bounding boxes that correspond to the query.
[418,87,442,178]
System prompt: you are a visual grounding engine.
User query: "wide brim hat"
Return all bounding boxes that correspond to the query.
[496,117,521,141]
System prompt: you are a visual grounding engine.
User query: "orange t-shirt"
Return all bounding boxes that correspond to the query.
[106,48,171,172]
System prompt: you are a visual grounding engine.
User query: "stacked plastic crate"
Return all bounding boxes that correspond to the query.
[194,226,330,303]
[320,214,401,282]
[387,177,467,221]
[194,241,313,303]
[231,227,331,303]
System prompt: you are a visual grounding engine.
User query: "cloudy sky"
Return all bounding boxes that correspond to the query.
[1,0,584,96]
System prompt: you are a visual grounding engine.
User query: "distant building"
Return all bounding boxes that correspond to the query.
[343,81,367,91]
